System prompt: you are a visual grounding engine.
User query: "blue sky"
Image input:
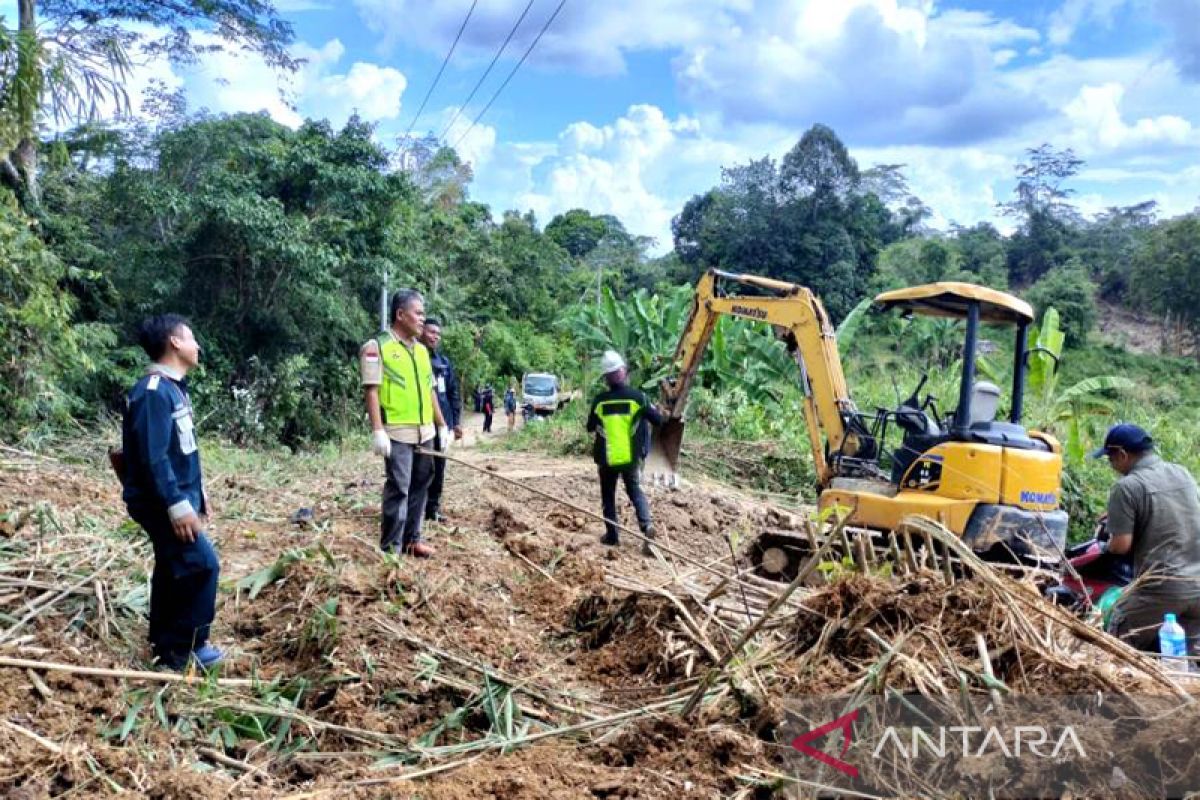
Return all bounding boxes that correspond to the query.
[32,0,1200,250]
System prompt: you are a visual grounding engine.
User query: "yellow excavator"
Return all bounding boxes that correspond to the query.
[649,269,1067,577]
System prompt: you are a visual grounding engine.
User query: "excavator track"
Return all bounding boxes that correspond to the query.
[744,525,1059,582]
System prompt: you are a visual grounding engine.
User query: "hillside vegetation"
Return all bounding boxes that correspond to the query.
[1,72,1198,536]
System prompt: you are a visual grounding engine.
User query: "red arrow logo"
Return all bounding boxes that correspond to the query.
[790,708,860,778]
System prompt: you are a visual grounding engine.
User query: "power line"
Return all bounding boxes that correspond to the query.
[440,0,537,142]
[402,0,479,140]
[453,0,569,150]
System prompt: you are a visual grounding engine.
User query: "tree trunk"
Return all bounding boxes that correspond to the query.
[10,0,39,206]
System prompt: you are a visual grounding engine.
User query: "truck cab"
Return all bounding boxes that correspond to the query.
[522,373,562,416]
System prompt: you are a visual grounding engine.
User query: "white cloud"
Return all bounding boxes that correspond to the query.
[1046,0,1129,46]
[467,104,746,252]
[854,144,1012,229]
[673,1,1045,145]
[351,0,746,75]
[175,36,408,129]
[1063,82,1193,152]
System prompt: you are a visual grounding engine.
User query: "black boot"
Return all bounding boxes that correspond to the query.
[641,525,656,557]
[600,531,619,546]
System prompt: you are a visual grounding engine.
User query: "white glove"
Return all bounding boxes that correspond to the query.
[371,429,392,458]
[438,425,451,453]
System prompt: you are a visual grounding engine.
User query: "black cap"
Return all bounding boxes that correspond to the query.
[1090,423,1154,459]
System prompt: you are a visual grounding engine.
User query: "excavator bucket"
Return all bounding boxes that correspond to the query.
[645,418,685,488]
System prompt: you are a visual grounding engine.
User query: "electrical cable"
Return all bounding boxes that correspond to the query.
[440,0,537,142]
[453,0,568,150]
[402,0,480,140]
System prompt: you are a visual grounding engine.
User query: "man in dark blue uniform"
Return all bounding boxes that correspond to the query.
[121,314,223,671]
[420,317,463,522]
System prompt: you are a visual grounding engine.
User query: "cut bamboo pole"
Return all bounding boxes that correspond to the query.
[0,718,65,755]
[0,656,255,687]
[975,633,1004,710]
[680,535,837,718]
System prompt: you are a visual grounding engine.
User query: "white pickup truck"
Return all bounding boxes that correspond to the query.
[522,372,569,416]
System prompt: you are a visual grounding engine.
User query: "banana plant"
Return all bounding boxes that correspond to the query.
[1024,308,1133,463]
[564,286,793,401]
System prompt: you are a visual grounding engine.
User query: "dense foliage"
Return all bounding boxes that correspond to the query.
[3,50,1200,536]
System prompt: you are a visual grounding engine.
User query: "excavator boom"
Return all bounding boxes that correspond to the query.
[647,270,863,486]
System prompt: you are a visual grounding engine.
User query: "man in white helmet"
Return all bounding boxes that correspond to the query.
[586,350,663,555]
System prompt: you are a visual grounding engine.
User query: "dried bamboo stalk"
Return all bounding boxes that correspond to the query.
[0,656,255,687]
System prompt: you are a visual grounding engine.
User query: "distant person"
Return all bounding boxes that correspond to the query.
[586,350,663,556]
[482,385,495,433]
[360,289,447,558]
[504,383,518,432]
[121,314,223,671]
[1093,423,1200,655]
[420,317,463,523]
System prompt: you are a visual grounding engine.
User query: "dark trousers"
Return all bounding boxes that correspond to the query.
[130,509,219,659]
[1108,588,1200,656]
[599,464,652,539]
[426,453,447,518]
[382,440,434,552]
[483,410,493,432]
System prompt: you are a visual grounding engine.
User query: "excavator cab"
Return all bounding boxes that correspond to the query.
[872,283,1051,487]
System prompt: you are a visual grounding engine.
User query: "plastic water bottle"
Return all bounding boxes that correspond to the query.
[1159,613,1189,672]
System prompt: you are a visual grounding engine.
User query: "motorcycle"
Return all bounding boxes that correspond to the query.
[1043,521,1132,621]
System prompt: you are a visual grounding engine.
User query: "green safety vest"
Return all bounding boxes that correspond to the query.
[597,397,642,468]
[379,334,434,426]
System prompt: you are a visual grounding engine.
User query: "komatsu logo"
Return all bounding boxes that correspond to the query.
[1020,490,1057,505]
[730,304,768,320]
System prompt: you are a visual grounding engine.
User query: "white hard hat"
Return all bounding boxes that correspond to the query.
[599,350,626,375]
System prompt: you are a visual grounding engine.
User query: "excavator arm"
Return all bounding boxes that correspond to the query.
[649,269,869,486]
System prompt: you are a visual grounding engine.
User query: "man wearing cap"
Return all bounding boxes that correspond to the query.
[586,351,663,556]
[1093,423,1200,654]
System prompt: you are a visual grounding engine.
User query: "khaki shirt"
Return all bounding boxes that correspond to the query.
[360,335,435,445]
[1108,454,1200,593]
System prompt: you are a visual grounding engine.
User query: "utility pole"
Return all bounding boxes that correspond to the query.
[380,266,389,331]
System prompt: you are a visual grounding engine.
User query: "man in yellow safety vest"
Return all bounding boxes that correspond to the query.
[586,350,663,556]
[360,289,447,557]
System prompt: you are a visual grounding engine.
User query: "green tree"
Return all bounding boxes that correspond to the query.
[670,124,907,320]
[1025,261,1097,347]
[0,194,104,436]
[1000,144,1084,285]
[0,0,296,206]
[1129,213,1200,334]
[545,208,609,258]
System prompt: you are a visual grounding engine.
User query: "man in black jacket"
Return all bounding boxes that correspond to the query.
[586,350,663,556]
[121,314,223,671]
[421,318,463,522]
